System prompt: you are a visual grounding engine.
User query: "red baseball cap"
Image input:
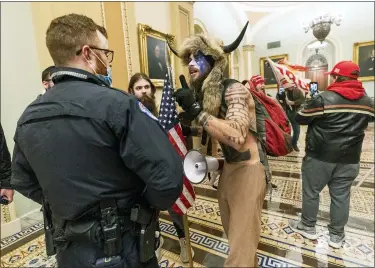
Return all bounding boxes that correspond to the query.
[325,60,360,79]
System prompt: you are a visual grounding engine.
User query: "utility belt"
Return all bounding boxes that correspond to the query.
[45,200,158,266]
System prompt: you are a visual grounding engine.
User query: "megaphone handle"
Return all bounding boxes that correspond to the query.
[201,130,207,145]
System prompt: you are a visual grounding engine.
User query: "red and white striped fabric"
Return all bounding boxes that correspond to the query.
[158,71,196,216]
[277,58,308,73]
[266,58,309,93]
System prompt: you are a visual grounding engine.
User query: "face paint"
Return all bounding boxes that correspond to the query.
[194,51,211,76]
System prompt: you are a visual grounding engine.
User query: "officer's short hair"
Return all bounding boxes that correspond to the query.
[42,66,55,81]
[46,14,108,66]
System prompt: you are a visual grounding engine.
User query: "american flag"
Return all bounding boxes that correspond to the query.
[158,71,196,215]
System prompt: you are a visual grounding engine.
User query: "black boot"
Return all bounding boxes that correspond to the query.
[293,145,300,152]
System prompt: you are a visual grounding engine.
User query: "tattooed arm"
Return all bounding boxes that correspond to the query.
[197,83,255,151]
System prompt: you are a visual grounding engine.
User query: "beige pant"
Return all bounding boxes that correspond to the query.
[218,161,266,267]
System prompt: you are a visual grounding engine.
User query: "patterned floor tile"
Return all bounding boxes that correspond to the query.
[1,125,373,268]
[171,195,375,267]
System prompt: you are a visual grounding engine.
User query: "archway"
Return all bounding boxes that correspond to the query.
[194,24,204,35]
[193,18,208,35]
[305,53,329,91]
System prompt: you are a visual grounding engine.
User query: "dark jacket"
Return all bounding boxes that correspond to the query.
[286,88,305,111]
[11,67,184,221]
[0,123,12,189]
[276,91,287,111]
[295,91,374,164]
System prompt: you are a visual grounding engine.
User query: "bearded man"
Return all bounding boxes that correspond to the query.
[169,22,267,267]
[128,72,197,263]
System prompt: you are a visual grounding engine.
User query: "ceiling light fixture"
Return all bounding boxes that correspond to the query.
[303,14,342,43]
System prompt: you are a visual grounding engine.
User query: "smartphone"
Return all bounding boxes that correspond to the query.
[309,82,319,97]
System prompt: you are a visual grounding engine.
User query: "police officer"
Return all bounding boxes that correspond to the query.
[10,14,183,268]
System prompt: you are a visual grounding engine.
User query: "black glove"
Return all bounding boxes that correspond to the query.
[181,124,192,137]
[173,87,202,120]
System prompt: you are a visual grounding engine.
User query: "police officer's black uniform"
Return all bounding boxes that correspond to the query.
[10,67,184,268]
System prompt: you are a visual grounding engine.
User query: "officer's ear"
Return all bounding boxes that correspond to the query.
[81,45,93,61]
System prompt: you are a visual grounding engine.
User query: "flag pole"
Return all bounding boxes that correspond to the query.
[183,214,194,267]
[166,42,194,267]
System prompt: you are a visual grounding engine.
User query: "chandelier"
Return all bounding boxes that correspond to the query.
[303,14,342,43]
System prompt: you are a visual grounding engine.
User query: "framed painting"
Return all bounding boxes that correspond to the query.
[353,41,374,81]
[260,54,288,88]
[138,24,175,87]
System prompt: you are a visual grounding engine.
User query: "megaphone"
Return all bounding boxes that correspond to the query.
[183,150,224,184]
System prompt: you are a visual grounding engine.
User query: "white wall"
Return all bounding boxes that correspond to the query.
[194,2,241,44]
[1,2,43,217]
[251,2,374,96]
[193,2,247,81]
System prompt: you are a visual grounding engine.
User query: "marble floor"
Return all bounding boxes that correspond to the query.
[1,125,374,267]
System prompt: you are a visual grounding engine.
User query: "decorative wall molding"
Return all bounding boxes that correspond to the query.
[121,2,133,79]
[100,2,107,29]
[179,5,191,37]
[243,45,255,52]
[1,204,11,223]
[306,53,328,67]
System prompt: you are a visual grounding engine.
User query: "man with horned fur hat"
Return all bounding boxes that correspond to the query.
[169,22,267,267]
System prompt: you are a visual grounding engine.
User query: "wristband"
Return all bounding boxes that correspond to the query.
[198,111,210,126]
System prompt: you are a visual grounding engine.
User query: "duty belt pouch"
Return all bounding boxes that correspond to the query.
[100,200,123,257]
[130,205,157,263]
[64,220,101,243]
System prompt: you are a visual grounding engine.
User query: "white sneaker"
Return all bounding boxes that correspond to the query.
[179,238,194,263]
[326,232,345,249]
[155,236,164,260]
[288,219,318,240]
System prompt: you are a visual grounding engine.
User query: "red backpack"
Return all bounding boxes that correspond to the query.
[248,83,293,156]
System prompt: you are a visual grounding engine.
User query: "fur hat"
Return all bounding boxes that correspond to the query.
[168,22,249,117]
[179,35,227,116]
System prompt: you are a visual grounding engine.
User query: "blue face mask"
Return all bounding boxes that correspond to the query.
[85,48,113,87]
[97,66,112,87]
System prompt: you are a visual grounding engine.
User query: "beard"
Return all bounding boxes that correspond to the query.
[189,72,209,102]
[139,94,158,116]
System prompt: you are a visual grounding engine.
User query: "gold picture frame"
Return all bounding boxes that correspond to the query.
[353,41,374,82]
[138,23,176,87]
[260,54,288,88]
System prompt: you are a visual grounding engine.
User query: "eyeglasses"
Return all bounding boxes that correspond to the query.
[76,46,114,63]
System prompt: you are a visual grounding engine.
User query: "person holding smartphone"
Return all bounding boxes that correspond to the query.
[284,86,305,152]
[309,82,319,98]
[276,84,287,111]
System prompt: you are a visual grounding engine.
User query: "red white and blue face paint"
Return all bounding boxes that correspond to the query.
[188,51,212,81]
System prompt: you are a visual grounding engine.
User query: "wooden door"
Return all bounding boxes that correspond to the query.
[305,54,329,91]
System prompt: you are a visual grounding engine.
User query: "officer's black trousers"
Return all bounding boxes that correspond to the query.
[56,231,158,268]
